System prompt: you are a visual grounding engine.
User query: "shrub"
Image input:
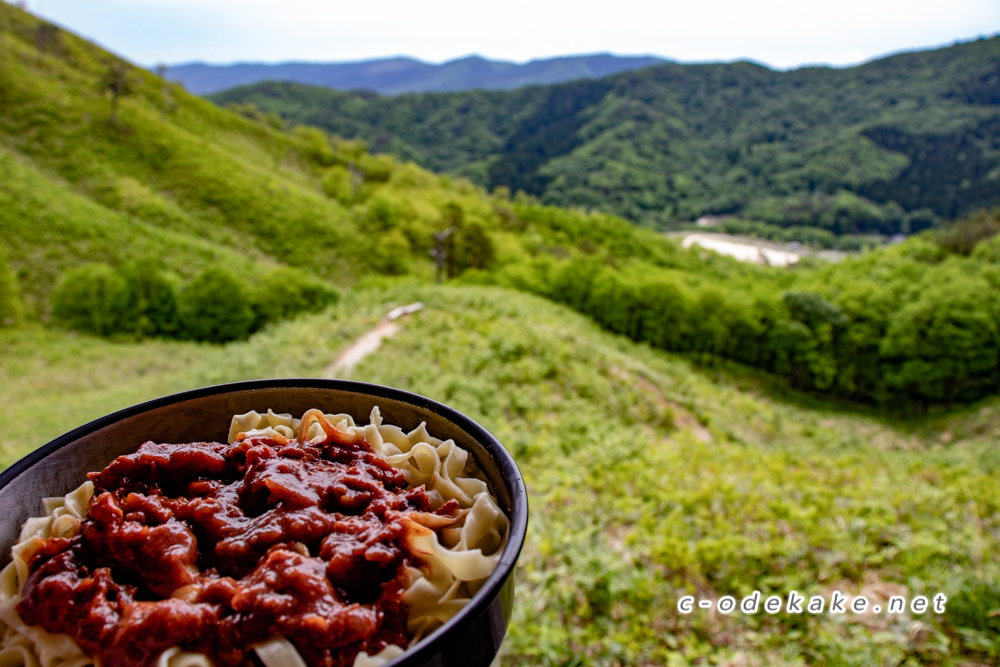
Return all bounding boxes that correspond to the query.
[357,153,393,182]
[450,223,496,276]
[51,263,130,336]
[370,229,412,275]
[120,258,180,338]
[179,267,256,343]
[321,165,354,205]
[253,266,339,326]
[937,207,1000,256]
[365,195,399,232]
[293,126,335,166]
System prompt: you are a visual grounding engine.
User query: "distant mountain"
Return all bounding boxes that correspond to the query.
[165,54,668,96]
[212,38,1000,231]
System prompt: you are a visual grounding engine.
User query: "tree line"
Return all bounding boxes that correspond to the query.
[47,260,338,343]
[478,208,1000,412]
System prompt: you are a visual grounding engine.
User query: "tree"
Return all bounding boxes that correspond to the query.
[585,269,642,339]
[99,62,133,124]
[429,227,455,285]
[762,319,814,385]
[293,126,335,166]
[938,207,1000,256]
[547,255,603,311]
[51,263,131,336]
[637,273,692,352]
[833,281,896,401]
[451,223,496,275]
[441,203,465,279]
[252,267,339,326]
[783,292,848,390]
[179,268,256,343]
[365,195,398,232]
[881,279,1000,409]
[690,285,733,362]
[120,258,180,338]
[439,203,495,278]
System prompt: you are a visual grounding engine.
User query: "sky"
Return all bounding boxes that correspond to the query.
[17,0,1000,70]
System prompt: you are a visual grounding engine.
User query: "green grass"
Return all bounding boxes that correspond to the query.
[2,285,996,666]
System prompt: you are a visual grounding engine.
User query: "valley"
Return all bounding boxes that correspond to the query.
[1,3,999,664]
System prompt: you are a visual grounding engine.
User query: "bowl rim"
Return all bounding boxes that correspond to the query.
[0,378,529,667]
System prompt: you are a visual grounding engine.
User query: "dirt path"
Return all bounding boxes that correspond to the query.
[634,374,712,442]
[610,365,712,442]
[323,303,423,378]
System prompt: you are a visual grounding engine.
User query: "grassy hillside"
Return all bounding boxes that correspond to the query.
[0,1,372,316]
[0,2,696,316]
[212,37,1000,231]
[1,285,997,665]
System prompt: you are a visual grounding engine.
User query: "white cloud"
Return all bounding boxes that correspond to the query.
[21,0,1000,69]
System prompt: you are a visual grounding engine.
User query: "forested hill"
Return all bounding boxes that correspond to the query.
[212,37,1000,232]
[166,54,667,96]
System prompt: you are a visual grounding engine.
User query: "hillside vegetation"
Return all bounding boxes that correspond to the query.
[2,286,998,665]
[212,37,1000,231]
[5,0,1000,412]
[0,0,370,318]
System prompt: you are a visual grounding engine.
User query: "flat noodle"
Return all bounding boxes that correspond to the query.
[253,638,307,667]
[353,645,406,667]
[0,485,95,667]
[156,649,212,667]
[5,407,509,667]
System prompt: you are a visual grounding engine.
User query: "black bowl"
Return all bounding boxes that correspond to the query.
[0,379,528,667]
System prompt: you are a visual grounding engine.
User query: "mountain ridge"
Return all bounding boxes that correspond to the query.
[165,53,668,96]
[211,36,1000,230]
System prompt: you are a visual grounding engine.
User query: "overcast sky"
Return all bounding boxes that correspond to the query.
[18,0,1000,70]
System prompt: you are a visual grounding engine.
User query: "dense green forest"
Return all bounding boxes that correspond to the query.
[1,4,1000,664]
[211,38,1000,232]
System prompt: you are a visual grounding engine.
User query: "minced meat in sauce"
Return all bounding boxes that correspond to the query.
[16,425,457,667]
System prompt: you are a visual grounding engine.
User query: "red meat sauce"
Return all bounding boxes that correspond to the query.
[16,425,460,667]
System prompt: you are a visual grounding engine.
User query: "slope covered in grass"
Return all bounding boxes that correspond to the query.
[2,2,702,319]
[1,285,997,665]
[0,1,369,315]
